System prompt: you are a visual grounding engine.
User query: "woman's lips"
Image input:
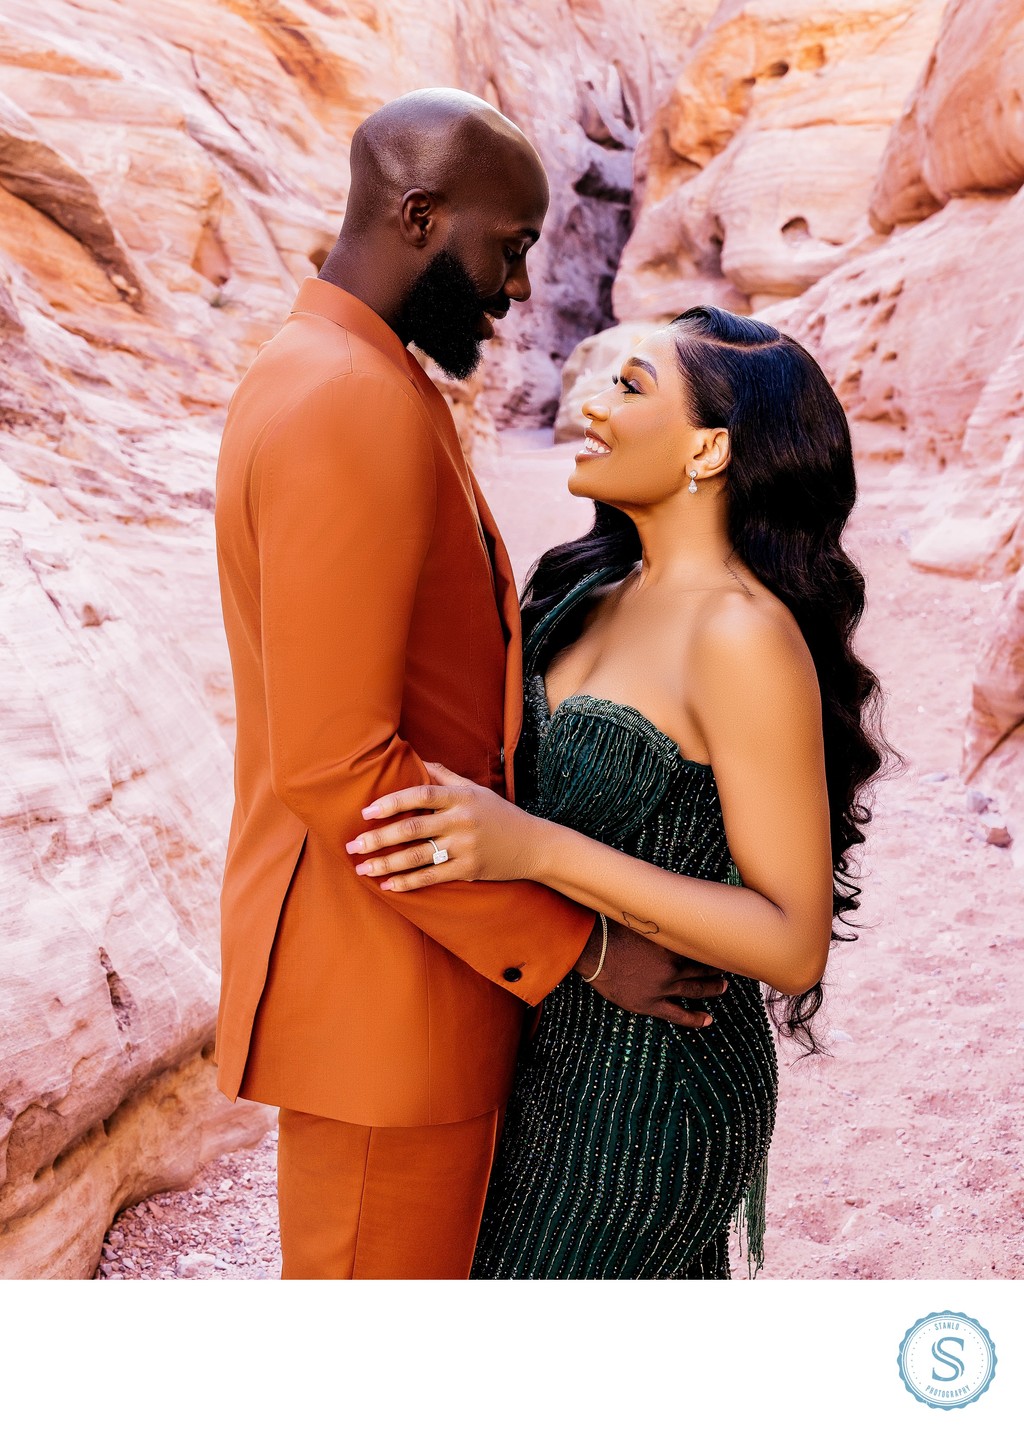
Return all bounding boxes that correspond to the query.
[576,430,612,460]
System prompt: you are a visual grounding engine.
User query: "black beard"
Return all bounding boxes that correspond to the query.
[397,248,489,381]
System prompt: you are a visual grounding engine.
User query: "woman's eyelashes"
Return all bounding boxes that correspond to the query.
[611,373,640,395]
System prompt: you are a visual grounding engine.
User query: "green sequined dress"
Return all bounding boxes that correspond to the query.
[470,566,779,1281]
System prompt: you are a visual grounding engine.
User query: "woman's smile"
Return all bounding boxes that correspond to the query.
[577,427,612,460]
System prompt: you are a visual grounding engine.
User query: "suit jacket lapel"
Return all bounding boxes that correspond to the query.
[404,355,523,798]
[405,361,497,571]
[470,473,523,800]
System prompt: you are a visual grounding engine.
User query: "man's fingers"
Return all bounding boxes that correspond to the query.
[649,999,713,1029]
[671,958,729,981]
[667,977,729,1000]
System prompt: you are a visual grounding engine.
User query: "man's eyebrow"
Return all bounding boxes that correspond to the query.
[515,227,541,242]
[624,356,658,384]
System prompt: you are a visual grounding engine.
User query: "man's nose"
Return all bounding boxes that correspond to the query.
[505,263,531,304]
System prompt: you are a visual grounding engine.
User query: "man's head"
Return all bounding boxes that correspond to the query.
[329,89,549,379]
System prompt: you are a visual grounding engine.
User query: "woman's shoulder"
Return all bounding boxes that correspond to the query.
[688,579,815,691]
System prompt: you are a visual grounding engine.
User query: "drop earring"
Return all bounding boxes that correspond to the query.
[688,470,698,494]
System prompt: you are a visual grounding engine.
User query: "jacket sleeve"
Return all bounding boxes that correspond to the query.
[256,370,593,1004]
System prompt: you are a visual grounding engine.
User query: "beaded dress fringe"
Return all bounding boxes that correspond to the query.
[722,853,768,1279]
[730,1153,769,1279]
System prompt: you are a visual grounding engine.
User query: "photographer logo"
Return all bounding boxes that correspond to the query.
[897,1311,997,1409]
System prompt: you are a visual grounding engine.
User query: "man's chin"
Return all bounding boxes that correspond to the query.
[414,337,484,383]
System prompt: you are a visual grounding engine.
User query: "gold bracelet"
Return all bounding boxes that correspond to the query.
[583,912,609,983]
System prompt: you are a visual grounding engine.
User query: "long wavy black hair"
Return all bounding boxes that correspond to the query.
[522,306,901,1054]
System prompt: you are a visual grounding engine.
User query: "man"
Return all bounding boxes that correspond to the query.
[214,88,726,1279]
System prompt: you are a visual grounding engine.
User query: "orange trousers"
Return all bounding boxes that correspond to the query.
[276,1105,502,1279]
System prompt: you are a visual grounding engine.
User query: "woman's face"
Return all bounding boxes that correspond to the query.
[569,328,709,508]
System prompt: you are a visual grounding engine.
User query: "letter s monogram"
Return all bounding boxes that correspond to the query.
[931,1337,966,1383]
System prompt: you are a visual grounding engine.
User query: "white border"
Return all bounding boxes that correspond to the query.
[5,1278,1020,1432]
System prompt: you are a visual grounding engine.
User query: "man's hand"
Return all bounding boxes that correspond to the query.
[573,918,729,1028]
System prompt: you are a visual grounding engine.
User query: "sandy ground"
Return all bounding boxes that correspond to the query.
[96,429,1023,1281]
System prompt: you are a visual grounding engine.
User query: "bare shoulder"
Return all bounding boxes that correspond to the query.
[685,583,826,793]
[689,584,819,707]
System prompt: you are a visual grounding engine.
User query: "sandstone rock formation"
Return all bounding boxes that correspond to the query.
[870,0,1024,226]
[0,0,717,1277]
[613,0,947,321]
[760,0,1024,850]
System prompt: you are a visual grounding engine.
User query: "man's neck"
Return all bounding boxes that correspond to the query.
[317,240,408,342]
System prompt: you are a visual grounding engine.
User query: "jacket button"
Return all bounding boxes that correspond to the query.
[502,967,522,983]
[499,745,506,765]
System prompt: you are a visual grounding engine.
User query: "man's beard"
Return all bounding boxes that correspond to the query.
[397,248,501,381]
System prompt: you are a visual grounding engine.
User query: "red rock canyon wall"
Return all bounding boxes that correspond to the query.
[0,0,712,1276]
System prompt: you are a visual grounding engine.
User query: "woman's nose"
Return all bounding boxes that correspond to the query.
[582,397,610,421]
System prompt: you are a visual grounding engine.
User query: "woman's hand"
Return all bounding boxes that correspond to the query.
[345,762,541,891]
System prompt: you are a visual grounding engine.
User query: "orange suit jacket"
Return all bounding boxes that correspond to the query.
[214,278,592,1127]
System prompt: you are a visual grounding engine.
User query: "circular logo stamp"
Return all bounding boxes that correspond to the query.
[898,1311,997,1409]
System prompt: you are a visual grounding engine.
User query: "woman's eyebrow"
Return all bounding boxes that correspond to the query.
[625,356,658,385]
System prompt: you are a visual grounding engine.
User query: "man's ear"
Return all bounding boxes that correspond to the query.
[693,428,731,478]
[399,188,436,247]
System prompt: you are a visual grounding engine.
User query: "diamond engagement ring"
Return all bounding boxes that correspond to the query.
[429,839,450,865]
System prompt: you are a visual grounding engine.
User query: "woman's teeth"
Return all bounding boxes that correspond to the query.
[583,435,610,454]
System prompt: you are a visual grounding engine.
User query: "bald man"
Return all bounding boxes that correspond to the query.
[213,88,720,1279]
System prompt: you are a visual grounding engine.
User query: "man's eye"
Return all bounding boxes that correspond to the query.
[505,247,525,263]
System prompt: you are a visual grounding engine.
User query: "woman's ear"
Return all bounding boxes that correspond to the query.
[694,428,731,478]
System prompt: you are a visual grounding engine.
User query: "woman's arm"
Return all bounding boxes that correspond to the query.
[349,598,835,997]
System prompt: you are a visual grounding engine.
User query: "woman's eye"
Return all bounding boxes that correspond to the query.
[612,374,639,395]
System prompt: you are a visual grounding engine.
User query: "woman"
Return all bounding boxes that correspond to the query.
[346,307,893,1279]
